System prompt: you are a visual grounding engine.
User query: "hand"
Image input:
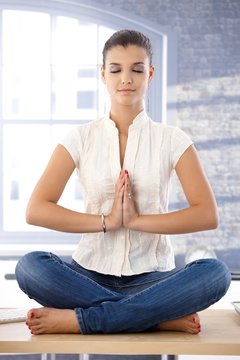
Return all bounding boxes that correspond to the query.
[105,170,125,231]
[122,172,139,229]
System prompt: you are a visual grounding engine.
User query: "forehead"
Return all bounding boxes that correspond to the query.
[105,45,149,65]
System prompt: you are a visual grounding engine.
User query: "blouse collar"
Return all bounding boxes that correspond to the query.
[104,110,149,133]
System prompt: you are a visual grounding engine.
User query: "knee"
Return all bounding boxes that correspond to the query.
[188,257,231,299]
[215,258,231,293]
[15,251,50,288]
[202,258,231,298]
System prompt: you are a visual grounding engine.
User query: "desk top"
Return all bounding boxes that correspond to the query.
[0,309,239,355]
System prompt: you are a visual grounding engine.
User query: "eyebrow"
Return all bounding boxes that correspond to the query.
[109,62,145,66]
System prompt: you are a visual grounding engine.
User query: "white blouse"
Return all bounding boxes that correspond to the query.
[60,110,193,276]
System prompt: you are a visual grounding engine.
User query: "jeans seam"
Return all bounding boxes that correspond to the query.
[117,268,185,305]
[50,253,120,299]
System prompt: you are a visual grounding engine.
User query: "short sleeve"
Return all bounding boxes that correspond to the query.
[59,126,84,169]
[171,127,193,168]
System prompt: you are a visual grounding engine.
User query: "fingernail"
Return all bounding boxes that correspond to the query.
[124,170,128,175]
[30,312,34,319]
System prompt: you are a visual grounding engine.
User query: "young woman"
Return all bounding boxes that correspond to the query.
[15,29,231,335]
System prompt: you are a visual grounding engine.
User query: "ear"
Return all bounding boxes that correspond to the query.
[101,65,106,84]
[148,65,155,83]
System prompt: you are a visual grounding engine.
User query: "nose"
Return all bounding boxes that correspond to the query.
[121,72,132,84]
[121,78,132,84]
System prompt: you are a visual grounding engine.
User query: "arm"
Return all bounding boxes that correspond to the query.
[26,145,124,233]
[123,145,219,234]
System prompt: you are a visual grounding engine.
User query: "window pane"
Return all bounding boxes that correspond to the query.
[3,125,51,231]
[2,10,50,65]
[2,66,51,120]
[3,125,83,231]
[2,10,51,120]
[52,66,98,120]
[52,17,98,65]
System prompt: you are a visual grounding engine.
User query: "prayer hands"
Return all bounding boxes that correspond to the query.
[122,170,139,228]
[107,170,138,231]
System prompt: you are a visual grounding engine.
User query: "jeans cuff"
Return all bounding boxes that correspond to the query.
[75,308,87,334]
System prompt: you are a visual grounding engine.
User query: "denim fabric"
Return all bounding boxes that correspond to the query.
[15,251,231,334]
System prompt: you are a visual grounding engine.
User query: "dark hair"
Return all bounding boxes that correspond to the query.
[102,29,153,67]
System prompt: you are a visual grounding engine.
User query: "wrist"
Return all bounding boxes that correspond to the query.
[104,213,122,232]
[124,213,140,230]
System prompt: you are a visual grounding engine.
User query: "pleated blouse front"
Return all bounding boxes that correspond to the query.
[60,110,193,276]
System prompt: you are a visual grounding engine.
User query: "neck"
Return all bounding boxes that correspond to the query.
[109,104,144,134]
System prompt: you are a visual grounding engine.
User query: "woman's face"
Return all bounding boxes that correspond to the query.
[101,45,154,109]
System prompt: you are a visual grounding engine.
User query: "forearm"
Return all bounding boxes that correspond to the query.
[26,171,126,234]
[26,201,104,233]
[129,204,219,234]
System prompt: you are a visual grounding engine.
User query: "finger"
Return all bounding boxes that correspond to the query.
[116,179,125,196]
[116,174,125,193]
[120,169,127,180]
[124,182,132,201]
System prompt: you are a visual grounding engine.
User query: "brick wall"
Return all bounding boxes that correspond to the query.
[89,0,240,265]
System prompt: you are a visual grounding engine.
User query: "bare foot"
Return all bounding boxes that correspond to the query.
[26,307,80,335]
[158,313,201,334]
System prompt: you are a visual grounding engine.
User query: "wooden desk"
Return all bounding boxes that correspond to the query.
[0,309,239,356]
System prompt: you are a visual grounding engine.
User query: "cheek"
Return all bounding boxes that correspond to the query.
[105,77,117,91]
[138,80,149,93]
[106,83,115,95]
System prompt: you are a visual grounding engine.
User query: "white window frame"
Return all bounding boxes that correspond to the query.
[0,0,177,247]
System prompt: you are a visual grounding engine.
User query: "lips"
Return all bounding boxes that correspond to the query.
[117,88,135,92]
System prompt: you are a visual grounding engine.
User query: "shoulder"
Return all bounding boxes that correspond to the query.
[62,117,105,142]
[58,118,105,166]
[149,118,192,142]
[148,118,193,166]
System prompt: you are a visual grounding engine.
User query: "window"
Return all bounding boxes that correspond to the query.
[0,2,171,244]
[0,9,115,240]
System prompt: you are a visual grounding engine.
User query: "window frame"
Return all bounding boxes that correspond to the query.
[0,0,177,246]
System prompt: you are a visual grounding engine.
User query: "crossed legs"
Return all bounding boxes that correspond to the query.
[15,252,230,335]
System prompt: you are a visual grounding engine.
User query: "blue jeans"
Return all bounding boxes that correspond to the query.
[15,251,231,334]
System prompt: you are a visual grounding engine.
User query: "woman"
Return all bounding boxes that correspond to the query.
[15,29,230,335]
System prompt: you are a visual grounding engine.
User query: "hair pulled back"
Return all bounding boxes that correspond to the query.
[102,29,153,67]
